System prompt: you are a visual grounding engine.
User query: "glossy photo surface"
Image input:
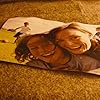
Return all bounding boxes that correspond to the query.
[0,17,100,75]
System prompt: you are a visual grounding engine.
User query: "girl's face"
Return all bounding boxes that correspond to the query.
[55,28,91,54]
[27,35,70,65]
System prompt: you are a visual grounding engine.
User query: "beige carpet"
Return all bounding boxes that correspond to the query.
[0,0,100,100]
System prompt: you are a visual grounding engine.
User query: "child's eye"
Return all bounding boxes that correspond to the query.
[72,36,80,40]
[31,47,38,50]
[56,39,64,43]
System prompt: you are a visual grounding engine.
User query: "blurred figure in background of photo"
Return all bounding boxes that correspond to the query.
[8,22,31,43]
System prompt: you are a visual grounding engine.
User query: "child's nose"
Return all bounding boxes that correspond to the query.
[39,47,45,55]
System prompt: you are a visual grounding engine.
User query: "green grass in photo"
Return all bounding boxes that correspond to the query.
[0,29,18,63]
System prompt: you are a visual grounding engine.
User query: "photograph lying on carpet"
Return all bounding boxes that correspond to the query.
[0,17,100,75]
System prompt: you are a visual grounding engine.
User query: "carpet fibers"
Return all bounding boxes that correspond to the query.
[0,0,100,100]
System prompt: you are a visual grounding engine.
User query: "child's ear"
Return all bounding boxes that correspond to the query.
[55,39,59,43]
[41,35,46,40]
[55,39,63,44]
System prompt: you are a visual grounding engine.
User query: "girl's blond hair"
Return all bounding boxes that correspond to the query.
[48,22,93,43]
[65,23,93,38]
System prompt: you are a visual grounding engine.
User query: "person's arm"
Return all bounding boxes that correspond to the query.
[91,34,100,51]
[14,26,22,31]
[26,59,51,69]
[28,27,31,30]
[26,59,69,70]
[7,26,22,32]
[7,29,15,32]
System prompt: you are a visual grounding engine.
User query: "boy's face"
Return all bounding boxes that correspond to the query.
[55,28,91,54]
[27,35,70,65]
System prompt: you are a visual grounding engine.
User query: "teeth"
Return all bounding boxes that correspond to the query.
[42,50,55,57]
[69,45,82,50]
[73,46,81,49]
